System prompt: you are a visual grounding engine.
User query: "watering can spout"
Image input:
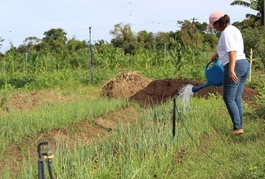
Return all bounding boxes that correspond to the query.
[192,86,199,93]
[192,86,201,93]
[192,82,209,92]
[192,60,224,93]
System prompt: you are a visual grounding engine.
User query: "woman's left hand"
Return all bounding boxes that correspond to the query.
[229,71,238,83]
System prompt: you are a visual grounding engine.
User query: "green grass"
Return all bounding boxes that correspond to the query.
[1,94,264,178]
[0,97,129,160]
[0,63,264,178]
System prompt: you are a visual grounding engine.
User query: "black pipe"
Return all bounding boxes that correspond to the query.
[172,97,176,138]
[38,142,49,159]
[37,142,54,179]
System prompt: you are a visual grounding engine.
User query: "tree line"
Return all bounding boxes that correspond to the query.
[0,0,264,66]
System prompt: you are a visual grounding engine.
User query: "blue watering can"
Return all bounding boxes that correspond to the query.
[192,60,224,93]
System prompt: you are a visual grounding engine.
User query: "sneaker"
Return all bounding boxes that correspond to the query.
[233,129,244,135]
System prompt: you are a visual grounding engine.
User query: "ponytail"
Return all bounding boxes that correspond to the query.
[218,14,230,28]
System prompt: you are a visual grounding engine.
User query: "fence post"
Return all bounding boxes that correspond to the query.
[249,48,253,81]
[164,43,167,62]
[88,26,93,82]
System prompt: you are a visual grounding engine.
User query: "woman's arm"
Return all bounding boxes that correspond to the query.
[228,51,238,83]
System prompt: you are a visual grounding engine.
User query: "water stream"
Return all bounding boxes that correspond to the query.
[176,84,194,113]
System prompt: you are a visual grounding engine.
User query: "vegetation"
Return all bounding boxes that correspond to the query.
[0,0,264,178]
[230,0,264,25]
[0,82,264,178]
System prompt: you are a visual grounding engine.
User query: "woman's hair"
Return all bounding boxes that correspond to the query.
[217,14,230,28]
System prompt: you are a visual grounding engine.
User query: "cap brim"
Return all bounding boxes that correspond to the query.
[206,23,213,29]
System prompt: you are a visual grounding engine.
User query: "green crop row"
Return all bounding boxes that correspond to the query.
[1,96,264,178]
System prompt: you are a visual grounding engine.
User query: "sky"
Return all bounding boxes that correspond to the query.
[0,0,257,53]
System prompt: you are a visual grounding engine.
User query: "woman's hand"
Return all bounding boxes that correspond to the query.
[229,70,238,83]
[211,53,219,61]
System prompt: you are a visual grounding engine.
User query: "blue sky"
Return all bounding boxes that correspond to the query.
[0,0,257,53]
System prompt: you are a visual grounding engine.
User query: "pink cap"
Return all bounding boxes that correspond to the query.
[207,11,225,29]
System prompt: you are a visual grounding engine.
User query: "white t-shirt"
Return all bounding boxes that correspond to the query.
[217,25,246,66]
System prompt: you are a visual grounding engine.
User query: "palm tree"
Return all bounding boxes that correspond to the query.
[0,37,4,49]
[230,0,264,25]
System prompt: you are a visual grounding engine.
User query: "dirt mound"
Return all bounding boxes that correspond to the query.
[130,78,259,107]
[100,72,152,98]
[100,72,259,107]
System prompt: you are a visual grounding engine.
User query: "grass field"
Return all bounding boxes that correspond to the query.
[0,70,264,179]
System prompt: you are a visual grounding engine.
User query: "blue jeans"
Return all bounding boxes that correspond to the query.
[223,59,250,130]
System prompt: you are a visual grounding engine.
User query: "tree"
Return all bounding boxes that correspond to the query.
[0,37,4,57]
[65,36,89,68]
[43,28,67,44]
[176,20,204,48]
[154,31,171,50]
[231,1,265,66]
[110,23,139,54]
[0,37,4,49]
[94,39,108,46]
[230,0,264,25]
[195,22,209,34]
[242,26,265,70]
[17,36,41,53]
[42,28,68,57]
[136,30,155,50]
[67,36,87,53]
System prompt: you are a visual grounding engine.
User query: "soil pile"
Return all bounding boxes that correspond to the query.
[130,78,259,107]
[100,72,152,98]
[100,72,259,107]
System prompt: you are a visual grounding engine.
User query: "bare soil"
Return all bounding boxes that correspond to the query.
[129,77,259,107]
[100,72,258,107]
[100,72,152,98]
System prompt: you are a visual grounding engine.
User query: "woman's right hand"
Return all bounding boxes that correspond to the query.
[211,53,218,61]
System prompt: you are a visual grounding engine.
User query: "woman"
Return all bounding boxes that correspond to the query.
[207,11,250,135]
